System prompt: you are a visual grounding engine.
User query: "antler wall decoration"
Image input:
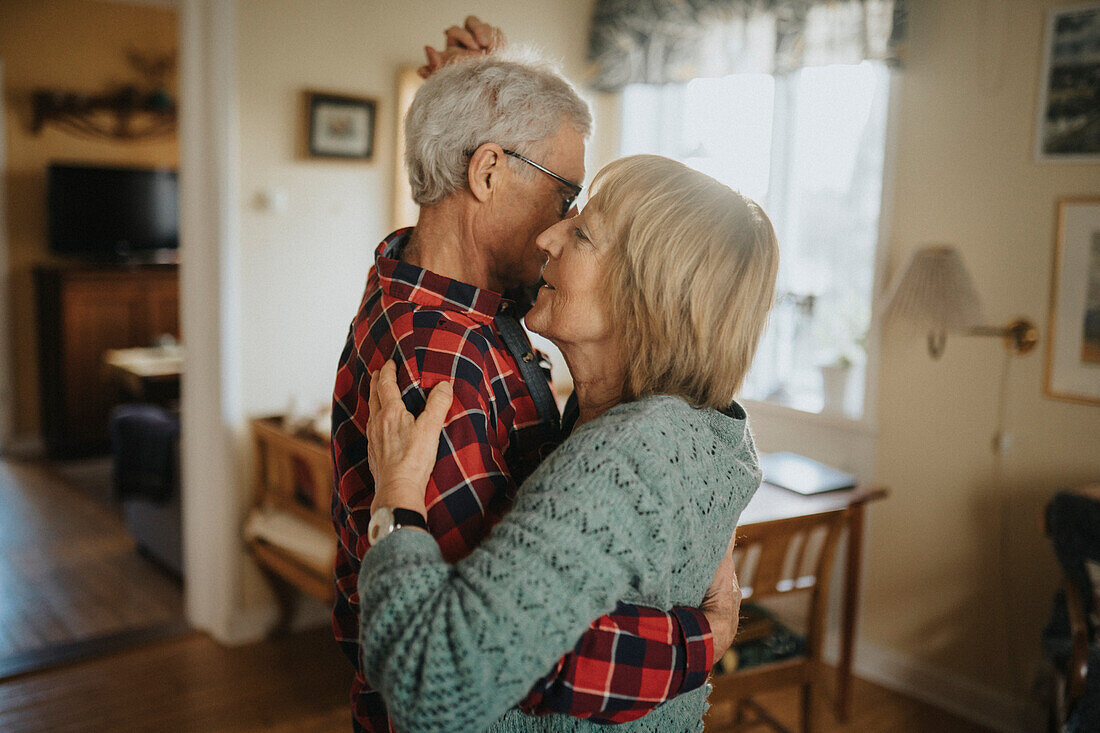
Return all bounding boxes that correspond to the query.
[31,49,177,141]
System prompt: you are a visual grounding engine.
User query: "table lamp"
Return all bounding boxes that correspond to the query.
[883,245,1038,359]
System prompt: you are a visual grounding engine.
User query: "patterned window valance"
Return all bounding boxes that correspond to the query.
[588,0,907,91]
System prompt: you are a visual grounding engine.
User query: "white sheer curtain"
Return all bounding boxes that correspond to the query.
[621,61,891,417]
[589,0,905,91]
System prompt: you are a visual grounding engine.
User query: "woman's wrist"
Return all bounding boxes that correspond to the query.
[371,483,427,518]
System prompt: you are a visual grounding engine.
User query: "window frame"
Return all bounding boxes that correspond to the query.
[615,68,903,469]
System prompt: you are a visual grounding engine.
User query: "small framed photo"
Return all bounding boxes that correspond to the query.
[1035,3,1100,162]
[1045,198,1100,406]
[302,91,376,161]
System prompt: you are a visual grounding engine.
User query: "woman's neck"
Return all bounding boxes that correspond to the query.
[560,342,627,428]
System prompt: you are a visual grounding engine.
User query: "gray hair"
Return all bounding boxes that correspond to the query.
[404,55,592,207]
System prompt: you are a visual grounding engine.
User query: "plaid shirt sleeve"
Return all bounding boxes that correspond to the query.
[394,329,517,562]
[520,604,714,721]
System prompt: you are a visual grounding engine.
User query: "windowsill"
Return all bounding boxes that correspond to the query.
[739,397,877,438]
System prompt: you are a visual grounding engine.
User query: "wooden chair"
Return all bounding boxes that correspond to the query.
[1042,489,1099,730]
[246,416,336,632]
[708,508,849,733]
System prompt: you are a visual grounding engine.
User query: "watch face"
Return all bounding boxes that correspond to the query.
[367,506,396,544]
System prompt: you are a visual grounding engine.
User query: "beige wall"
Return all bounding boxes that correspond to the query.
[0,0,178,440]
[866,0,1100,705]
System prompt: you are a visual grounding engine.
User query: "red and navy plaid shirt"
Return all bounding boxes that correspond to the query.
[331,229,714,731]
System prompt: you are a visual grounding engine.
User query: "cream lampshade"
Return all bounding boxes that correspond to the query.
[883,245,1037,358]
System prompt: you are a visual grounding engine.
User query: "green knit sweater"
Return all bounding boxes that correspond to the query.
[359,394,761,732]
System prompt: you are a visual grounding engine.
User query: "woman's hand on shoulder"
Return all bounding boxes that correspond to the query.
[367,360,453,516]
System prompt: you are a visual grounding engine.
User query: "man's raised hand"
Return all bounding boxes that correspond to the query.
[418,16,506,79]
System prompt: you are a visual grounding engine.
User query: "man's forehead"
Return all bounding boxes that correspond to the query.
[552,128,587,185]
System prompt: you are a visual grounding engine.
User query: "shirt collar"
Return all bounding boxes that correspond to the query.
[375,228,505,322]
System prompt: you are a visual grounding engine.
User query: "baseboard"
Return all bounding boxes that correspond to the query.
[217,594,331,646]
[2,434,44,459]
[222,603,279,645]
[289,595,334,632]
[829,638,1038,733]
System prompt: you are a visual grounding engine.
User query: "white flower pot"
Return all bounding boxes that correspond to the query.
[820,364,851,415]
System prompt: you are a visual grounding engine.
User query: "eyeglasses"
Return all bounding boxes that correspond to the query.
[502,149,583,218]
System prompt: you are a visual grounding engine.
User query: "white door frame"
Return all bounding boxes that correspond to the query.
[0,58,16,455]
[178,0,251,643]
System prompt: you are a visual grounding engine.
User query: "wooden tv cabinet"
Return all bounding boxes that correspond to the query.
[35,263,179,458]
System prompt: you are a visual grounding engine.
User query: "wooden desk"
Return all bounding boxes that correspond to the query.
[103,346,183,403]
[737,481,887,722]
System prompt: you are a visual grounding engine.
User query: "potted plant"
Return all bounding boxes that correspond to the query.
[819,354,852,415]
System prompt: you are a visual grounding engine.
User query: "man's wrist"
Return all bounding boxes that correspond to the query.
[700,608,732,667]
[669,606,715,692]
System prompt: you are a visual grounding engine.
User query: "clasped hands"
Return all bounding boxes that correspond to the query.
[417,15,505,79]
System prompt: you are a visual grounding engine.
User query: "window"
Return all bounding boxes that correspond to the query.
[621,61,891,419]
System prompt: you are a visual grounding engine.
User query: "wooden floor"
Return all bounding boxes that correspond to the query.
[707,680,994,732]
[0,626,352,733]
[0,623,993,733]
[0,458,185,673]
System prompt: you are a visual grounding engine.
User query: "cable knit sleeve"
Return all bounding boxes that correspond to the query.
[358,435,682,733]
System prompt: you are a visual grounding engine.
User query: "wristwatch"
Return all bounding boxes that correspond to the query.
[367,506,429,544]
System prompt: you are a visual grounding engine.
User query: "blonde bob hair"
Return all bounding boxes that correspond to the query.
[587,155,779,410]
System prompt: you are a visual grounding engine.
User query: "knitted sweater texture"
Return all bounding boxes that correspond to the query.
[359,394,761,732]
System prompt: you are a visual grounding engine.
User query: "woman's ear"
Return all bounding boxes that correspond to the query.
[467,143,504,203]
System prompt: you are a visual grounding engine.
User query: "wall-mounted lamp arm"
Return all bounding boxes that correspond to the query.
[925,318,1038,359]
[966,318,1039,356]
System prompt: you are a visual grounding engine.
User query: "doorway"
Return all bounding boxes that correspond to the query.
[0,2,188,680]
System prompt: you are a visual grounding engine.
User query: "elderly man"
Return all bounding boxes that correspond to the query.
[331,28,732,733]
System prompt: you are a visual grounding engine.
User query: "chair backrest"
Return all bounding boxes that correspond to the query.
[733,509,848,655]
[251,416,334,532]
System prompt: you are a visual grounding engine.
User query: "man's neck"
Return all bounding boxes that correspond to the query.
[404,200,502,293]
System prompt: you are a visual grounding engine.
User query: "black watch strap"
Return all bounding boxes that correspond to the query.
[393,507,429,531]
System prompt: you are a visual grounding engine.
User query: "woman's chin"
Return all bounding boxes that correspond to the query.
[525,313,547,337]
[524,309,554,341]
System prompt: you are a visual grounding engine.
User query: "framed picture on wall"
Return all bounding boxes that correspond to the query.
[1045,198,1100,406]
[302,90,376,161]
[1035,3,1100,162]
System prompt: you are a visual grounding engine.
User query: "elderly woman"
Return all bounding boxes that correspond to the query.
[360,155,779,732]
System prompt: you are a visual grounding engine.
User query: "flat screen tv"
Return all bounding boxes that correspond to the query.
[47,163,178,261]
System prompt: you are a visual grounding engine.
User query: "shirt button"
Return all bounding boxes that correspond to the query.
[705,682,713,695]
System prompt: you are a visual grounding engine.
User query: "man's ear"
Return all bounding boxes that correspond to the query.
[467,143,505,203]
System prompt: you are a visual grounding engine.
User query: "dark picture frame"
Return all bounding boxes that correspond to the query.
[302,90,376,161]
[1035,3,1100,162]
